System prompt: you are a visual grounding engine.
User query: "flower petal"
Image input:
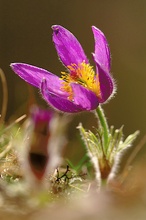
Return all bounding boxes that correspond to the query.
[41,79,83,113]
[92,26,111,72]
[30,105,53,124]
[52,25,88,67]
[93,55,114,103]
[10,63,57,88]
[71,83,99,110]
[10,63,68,96]
[41,79,99,113]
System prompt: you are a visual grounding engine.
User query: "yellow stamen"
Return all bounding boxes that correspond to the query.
[60,61,101,100]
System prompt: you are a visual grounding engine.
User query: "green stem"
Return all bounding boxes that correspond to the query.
[95,105,109,152]
[0,69,8,123]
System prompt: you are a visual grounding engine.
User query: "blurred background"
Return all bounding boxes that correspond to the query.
[0,0,146,163]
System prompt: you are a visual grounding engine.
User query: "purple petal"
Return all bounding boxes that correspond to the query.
[71,83,99,110]
[10,63,68,96]
[30,105,53,124]
[10,63,57,88]
[52,25,88,67]
[92,26,111,72]
[93,55,114,103]
[41,79,83,113]
[41,79,99,113]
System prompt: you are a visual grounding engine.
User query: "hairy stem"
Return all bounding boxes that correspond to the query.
[95,105,109,153]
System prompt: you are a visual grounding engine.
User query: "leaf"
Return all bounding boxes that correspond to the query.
[107,132,144,190]
[77,123,101,186]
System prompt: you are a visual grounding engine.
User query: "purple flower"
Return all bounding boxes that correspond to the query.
[27,106,54,181]
[10,25,114,113]
[22,105,67,181]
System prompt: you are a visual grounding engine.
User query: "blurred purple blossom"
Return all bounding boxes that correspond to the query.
[19,106,67,183]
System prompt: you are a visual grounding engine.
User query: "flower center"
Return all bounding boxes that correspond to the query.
[60,61,101,101]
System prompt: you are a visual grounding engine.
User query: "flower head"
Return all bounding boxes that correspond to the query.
[10,25,115,113]
[17,105,68,183]
[27,106,53,181]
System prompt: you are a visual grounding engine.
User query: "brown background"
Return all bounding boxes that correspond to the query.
[0,0,146,161]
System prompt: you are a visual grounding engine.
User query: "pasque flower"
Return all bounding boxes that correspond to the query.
[17,105,68,183]
[10,25,114,113]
